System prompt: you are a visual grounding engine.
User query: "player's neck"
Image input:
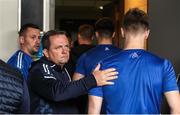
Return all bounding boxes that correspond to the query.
[79,39,92,45]
[20,47,32,57]
[124,36,146,50]
[98,38,112,45]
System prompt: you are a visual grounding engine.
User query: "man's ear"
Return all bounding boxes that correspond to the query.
[95,32,99,38]
[77,34,82,44]
[43,49,49,59]
[121,28,125,38]
[145,29,150,39]
[77,33,81,39]
[19,36,25,44]
[112,32,115,38]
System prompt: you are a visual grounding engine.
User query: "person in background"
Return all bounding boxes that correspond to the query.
[71,24,95,64]
[7,23,41,80]
[66,31,73,48]
[66,24,95,74]
[0,59,30,113]
[28,30,118,114]
[72,39,79,47]
[65,24,95,113]
[88,8,180,114]
[73,17,121,113]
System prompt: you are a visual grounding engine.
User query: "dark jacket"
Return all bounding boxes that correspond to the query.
[0,59,30,113]
[71,44,95,64]
[66,44,95,113]
[65,44,95,77]
[28,57,97,114]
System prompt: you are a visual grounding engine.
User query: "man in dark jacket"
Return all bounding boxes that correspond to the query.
[71,24,95,63]
[28,30,118,114]
[0,59,30,113]
[65,24,95,77]
[66,24,95,113]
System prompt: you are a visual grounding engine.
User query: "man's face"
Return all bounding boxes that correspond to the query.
[20,27,40,55]
[45,35,70,66]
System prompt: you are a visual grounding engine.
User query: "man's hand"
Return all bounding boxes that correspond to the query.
[92,64,118,86]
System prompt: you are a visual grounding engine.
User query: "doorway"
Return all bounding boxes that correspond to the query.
[55,0,114,44]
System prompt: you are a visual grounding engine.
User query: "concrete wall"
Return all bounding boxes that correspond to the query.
[0,0,19,62]
[148,0,180,75]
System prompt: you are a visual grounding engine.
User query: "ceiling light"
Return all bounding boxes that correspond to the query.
[99,6,103,10]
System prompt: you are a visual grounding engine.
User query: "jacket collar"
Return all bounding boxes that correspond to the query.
[40,56,65,70]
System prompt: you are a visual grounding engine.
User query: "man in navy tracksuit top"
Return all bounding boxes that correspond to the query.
[28,30,118,114]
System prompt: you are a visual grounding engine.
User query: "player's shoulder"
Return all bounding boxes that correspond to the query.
[143,51,166,62]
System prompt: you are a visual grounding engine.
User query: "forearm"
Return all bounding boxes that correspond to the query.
[30,73,97,102]
[73,72,85,80]
[88,95,102,114]
[170,96,180,114]
[171,109,180,114]
[52,75,97,101]
[165,91,180,114]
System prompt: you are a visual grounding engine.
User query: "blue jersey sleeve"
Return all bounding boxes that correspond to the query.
[20,58,29,80]
[88,61,104,97]
[7,52,30,80]
[89,86,103,97]
[75,53,87,75]
[7,55,24,75]
[163,59,179,92]
[7,56,18,69]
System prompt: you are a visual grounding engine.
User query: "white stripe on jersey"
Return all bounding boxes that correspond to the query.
[17,52,23,69]
[46,65,50,74]
[17,52,20,68]
[50,64,56,68]
[43,64,47,73]
[19,52,23,69]
[65,68,71,81]
[44,76,56,80]
[43,64,51,75]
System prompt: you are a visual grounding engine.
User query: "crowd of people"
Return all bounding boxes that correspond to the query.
[0,8,180,114]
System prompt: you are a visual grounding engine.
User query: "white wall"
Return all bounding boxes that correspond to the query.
[0,0,19,62]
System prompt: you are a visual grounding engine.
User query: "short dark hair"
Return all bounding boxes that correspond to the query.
[95,17,114,38]
[42,30,67,50]
[122,8,149,32]
[19,23,40,36]
[78,24,94,39]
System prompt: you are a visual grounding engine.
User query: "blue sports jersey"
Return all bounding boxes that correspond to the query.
[7,50,33,80]
[91,49,179,114]
[75,45,120,94]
